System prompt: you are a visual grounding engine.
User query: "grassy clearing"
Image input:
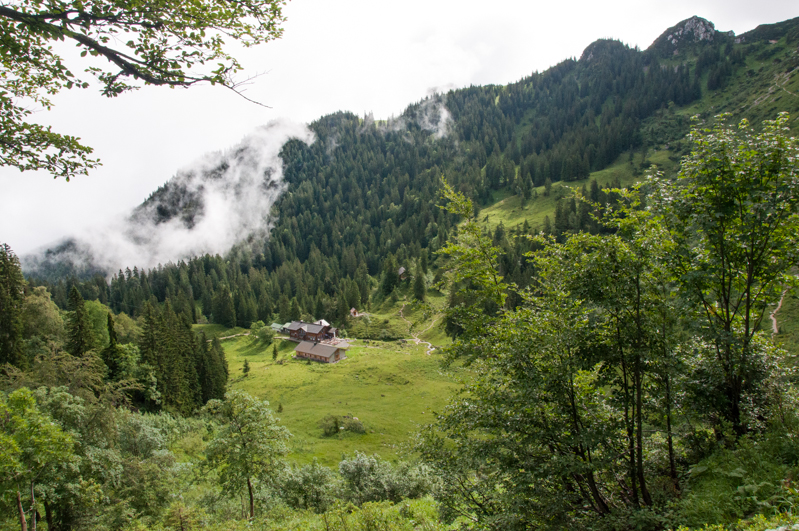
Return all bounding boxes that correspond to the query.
[360,286,450,343]
[194,273,456,467]
[221,334,460,467]
[475,149,676,233]
[194,323,249,339]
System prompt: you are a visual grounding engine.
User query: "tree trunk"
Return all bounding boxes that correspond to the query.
[635,361,652,506]
[30,482,36,531]
[17,491,28,531]
[619,339,639,507]
[584,457,610,514]
[665,374,679,492]
[44,501,54,531]
[247,476,255,520]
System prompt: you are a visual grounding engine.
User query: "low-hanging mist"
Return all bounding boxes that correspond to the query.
[23,120,315,277]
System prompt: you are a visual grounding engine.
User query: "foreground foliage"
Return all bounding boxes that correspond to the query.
[0,0,287,179]
[419,114,799,529]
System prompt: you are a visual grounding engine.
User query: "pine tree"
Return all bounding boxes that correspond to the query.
[413,261,426,302]
[213,285,237,328]
[66,286,95,357]
[0,244,25,368]
[288,297,301,322]
[242,358,250,377]
[101,312,125,380]
[381,255,399,296]
[272,344,278,361]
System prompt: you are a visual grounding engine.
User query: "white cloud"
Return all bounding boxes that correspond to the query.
[23,121,314,274]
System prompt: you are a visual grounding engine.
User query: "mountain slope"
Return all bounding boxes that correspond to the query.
[25,15,799,330]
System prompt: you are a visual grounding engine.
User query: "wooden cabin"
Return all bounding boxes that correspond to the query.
[294,341,348,363]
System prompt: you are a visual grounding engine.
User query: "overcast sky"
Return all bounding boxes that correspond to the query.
[1,0,797,257]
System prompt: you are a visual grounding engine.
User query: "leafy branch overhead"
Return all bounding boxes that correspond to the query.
[0,0,288,179]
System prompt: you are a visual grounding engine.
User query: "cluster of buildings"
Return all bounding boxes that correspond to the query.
[272,319,349,363]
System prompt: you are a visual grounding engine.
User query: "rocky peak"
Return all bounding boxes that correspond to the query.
[648,16,728,57]
[665,16,718,46]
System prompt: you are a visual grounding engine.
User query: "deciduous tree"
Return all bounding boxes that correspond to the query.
[1,0,288,179]
[203,390,290,520]
[653,112,799,434]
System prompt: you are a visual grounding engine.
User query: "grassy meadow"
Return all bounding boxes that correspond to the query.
[201,288,458,468]
[476,148,677,233]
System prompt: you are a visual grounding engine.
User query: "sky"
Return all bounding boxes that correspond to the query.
[1,0,797,259]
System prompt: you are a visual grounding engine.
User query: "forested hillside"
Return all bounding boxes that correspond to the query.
[27,16,799,334]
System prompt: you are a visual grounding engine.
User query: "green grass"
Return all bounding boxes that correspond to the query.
[222,334,459,467]
[476,149,676,233]
[192,275,457,468]
[208,290,455,467]
[355,285,450,345]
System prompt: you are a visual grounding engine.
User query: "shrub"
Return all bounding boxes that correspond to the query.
[257,326,275,344]
[279,459,341,513]
[343,417,365,434]
[338,452,437,505]
[320,414,341,436]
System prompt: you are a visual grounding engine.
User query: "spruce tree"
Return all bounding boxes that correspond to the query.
[413,261,426,302]
[278,294,291,324]
[178,314,202,410]
[101,312,124,380]
[196,331,212,403]
[288,297,301,322]
[213,285,237,328]
[138,301,160,369]
[66,286,95,357]
[272,344,278,361]
[196,331,227,404]
[211,336,229,386]
[381,255,399,296]
[0,244,25,368]
[242,358,250,377]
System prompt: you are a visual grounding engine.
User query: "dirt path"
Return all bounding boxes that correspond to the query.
[209,332,251,341]
[771,288,789,337]
[399,303,437,355]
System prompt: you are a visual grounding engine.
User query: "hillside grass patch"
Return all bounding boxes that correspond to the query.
[220,333,458,467]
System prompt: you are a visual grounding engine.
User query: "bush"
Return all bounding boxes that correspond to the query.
[338,452,437,505]
[343,418,365,434]
[320,414,341,436]
[674,434,799,528]
[279,459,341,513]
[256,326,275,344]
